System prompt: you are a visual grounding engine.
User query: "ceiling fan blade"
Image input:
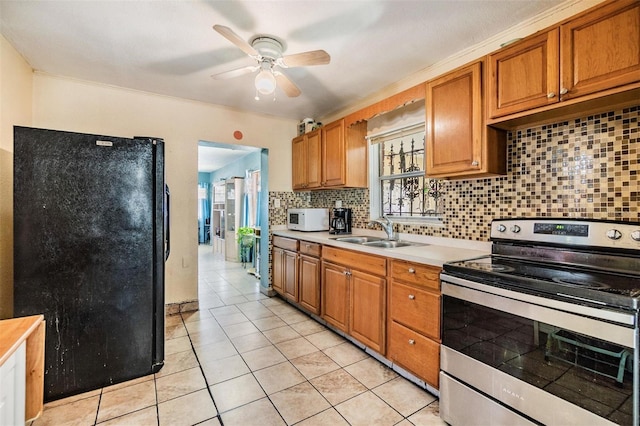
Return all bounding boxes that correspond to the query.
[211,65,258,80]
[274,72,301,97]
[213,25,258,57]
[279,50,330,68]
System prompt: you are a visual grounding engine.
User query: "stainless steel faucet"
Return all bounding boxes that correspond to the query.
[367,216,397,240]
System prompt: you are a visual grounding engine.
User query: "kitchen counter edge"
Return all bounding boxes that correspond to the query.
[272,229,490,267]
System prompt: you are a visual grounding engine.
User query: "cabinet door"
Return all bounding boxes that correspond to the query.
[388,321,440,388]
[299,254,320,314]
[292,135,307,190]
[322,119,346,187]
[425,62,483,176]
[487,29,560,118]
[283,250,298,302]
[306,130,323,189]
[272,248,284,294]
[560,0,640,100]
[390,281,440,340]
[321,261,349,332]
[350,270,386,354]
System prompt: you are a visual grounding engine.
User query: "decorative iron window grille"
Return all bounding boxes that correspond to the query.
[375,127,444,218]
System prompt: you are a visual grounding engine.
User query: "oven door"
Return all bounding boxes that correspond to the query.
[440,274,638,426]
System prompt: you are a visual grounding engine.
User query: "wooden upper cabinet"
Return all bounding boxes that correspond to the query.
[292,135,306,190]
[426,60,506,178]
[322,120,346,187]
[322,119,368,188]
[292,129,321,190]
[488,29,560,118]
[561,0,640,100]
[292,119,367,190]
[488,0,640,120]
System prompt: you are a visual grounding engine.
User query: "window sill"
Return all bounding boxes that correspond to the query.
[385,216,445,227]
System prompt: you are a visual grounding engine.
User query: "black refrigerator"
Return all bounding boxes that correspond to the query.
[13,126,169,402]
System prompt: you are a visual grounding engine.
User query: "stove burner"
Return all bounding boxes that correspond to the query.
[551,276,610,290]
[467,262,514,273]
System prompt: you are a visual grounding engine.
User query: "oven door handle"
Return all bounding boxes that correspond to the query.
[441,275,636,348]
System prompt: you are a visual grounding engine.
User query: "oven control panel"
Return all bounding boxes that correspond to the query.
[491,218,640,250]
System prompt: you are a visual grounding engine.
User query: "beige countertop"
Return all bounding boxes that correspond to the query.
[272,228,490,267]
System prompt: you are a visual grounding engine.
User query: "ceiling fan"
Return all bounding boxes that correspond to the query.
[212,25,330,99]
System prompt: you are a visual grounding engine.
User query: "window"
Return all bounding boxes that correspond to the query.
[369,124,444,223]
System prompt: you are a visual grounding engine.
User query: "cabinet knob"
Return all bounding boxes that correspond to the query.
[408,339,415,345]
[471,161,479,166]
[408,294,415,300]
[305,244,310,249]
[408,268,415,274]
[547,92,556,98]
[560,87,568,95]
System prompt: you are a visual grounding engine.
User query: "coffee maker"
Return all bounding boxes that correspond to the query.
[329,208,352,234]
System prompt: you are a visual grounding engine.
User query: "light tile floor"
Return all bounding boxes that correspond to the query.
[30,245,445,426]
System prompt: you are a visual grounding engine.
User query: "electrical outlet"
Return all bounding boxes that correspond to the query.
[274,198,281,208]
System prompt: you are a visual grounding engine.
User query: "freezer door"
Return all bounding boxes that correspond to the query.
[14,126,163,401]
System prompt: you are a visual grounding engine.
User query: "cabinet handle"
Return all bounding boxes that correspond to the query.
[408,294,415,300]
[408,268,415,274]
[471,161,479,167]
[408,339,415,345]
[560,87,568,95]
[547,92,556,98]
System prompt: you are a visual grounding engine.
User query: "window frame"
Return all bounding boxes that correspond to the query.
[368,123,443,226]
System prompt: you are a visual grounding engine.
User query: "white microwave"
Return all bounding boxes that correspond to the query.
[287,208,329,232]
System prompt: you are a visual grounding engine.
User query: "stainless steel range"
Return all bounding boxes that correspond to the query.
[440,218,639,426]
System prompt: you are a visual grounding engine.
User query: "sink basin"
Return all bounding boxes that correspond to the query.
[361,240,423,248]
[330,236,426,249]
[330,236,385,244]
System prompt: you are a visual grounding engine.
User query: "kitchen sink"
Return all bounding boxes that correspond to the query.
[330,236,386,244]
[330,236,426,248]
[361,240,424,248]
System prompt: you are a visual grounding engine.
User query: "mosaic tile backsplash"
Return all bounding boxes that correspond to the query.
[270,106,639,242]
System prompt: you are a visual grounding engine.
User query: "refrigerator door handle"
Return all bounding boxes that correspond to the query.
[165,184,171,261]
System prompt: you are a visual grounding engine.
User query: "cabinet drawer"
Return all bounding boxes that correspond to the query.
[299,241,321,257]
[273,236,298,251]
[391,259,440,291]
[323,246,386,276]
[388,321,440,388]
[390,281,440,340]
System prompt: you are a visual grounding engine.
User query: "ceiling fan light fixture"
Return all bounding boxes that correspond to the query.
[255,69,276,95]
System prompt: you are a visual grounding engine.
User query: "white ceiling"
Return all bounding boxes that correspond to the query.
[0,0,565,123]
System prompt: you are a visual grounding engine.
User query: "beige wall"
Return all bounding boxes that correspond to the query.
[4,69,295,312]
[0,35,33,318]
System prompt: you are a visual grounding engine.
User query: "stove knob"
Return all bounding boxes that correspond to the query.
[497,224,506,232]
[511,225,521,233]
[606,229,622,240]
[631,230,640,241]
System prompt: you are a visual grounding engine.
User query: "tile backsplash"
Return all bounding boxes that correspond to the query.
[270,106,639,242]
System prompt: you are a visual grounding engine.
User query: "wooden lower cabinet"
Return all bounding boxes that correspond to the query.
[299,254,321,314]
[272,236,299,302]
[322,247,387,353]
[388,321,440,387]
[321,261,349,332]
[388,259,442,388]
[350,270,386,354]
[275,237,443,387]
[283,250,298,302]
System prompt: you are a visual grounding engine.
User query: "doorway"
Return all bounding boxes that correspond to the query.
[197,141,269,293]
